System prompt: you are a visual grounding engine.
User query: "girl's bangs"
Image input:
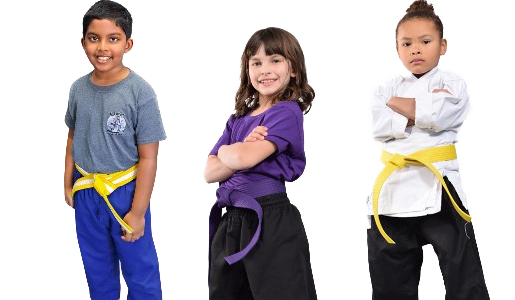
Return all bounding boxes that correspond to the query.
[245,30,288,59]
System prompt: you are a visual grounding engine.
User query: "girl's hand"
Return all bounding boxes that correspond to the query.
[432,89,451,95]
[244,126,268,142]
[64,187,74,208]
[121,211,145,242]
[407,119,415,127]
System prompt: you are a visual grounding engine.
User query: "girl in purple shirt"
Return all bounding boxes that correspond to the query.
[205,27,317,300]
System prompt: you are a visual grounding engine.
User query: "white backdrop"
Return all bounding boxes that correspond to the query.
[1,0,512,299]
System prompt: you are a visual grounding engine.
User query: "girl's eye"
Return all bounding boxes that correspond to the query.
[423,40,431,44]
[402,42,411,47]
[251,62,260,67]
[272,59,281,63]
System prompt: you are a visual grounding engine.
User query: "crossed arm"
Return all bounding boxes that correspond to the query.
[386,89,451,126]
[204,126,276,183]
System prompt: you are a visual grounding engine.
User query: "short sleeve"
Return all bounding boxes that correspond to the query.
[209,115,235,156]
[65,84,76,129]
[262,105,303,155]
[135,97,167,144]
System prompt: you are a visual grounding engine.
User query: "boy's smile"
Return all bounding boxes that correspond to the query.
[396,19,446,77]
[249,45,295,104]
[82,19,133,83]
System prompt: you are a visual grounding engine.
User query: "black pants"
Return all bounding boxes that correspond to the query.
[209,193,317,300]
[368,177,489,300]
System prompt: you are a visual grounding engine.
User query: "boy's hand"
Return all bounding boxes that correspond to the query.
[64,187,74,208]
[432,89,451,95]
[407,119,415,127]
[121,211,145,242]
[244,126,268,143]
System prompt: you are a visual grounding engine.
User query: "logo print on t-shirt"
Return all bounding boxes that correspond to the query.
[106,112,127,135]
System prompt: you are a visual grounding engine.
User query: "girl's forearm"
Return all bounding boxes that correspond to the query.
[204,155,236,183]
[64,129,75,189]
[218,143,249,170]
[387,97,416,120]
[218,141,277,171]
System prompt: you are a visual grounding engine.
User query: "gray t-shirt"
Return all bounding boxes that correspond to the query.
[65,70,166,173]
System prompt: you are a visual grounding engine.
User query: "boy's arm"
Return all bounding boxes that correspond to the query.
[204,155,236,183]
[217,140,277,170]
[64,129,75,207]
[122,142,159,242]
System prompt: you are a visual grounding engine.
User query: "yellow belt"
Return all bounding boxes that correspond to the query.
[372,145,471,244]
[72,164,138,233]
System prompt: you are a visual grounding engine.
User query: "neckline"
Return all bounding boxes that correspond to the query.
[86,69,134,92]
[247,101,293,118]
[409,67,438,81]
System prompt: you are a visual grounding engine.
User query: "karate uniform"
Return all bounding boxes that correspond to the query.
[208,101,317,300]
[367,68,489,300]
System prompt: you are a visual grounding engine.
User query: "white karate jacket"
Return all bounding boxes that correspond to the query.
[368,67,470,218]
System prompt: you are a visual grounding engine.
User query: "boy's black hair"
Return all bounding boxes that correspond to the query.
[83,0,133,39]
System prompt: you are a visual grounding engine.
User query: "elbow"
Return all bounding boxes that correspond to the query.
[204,158,216,184]
[204,173,215,184]
[372,127,393,142]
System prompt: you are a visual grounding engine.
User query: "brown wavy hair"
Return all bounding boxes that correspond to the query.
[396,0,444,40]
[234,27,314,116]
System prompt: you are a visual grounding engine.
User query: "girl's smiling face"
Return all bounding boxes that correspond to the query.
[396,18,447,77]
[248,44,295,104]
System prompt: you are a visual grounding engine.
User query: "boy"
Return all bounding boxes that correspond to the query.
[64,1,166,299]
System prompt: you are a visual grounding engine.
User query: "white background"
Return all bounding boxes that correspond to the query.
[1,0,513,299]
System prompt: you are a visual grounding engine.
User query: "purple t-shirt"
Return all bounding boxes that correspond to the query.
[210,101,306,189]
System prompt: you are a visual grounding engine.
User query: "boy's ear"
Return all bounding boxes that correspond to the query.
[81,37,86,50]
[440,38,447,56]
[124,38,134,53]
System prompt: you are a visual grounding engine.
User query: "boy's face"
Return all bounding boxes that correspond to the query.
[396,19,447,76]
[248,44,295,102]
[82,19,133,75]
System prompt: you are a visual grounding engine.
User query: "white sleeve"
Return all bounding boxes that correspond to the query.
[371,82,410,142]
[415,79,469,132]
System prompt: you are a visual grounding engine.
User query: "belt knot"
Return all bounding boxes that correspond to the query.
[388,153,406,169]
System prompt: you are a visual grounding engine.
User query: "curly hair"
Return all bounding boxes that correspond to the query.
[234,27,314,116]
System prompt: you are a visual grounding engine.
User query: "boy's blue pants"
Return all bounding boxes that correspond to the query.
[73,169,162,300]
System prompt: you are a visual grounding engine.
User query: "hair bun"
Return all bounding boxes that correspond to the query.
[406,0,435,14]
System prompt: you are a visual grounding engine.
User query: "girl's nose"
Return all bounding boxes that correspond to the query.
[261,70,271,75]
[411,50,421,55]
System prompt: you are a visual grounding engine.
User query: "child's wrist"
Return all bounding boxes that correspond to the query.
[129,205,147,218]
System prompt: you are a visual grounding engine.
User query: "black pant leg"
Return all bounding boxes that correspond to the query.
[209,214,254,300]
[243,194,317,300]
[368,216,424,300]
[420,178,490,300]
